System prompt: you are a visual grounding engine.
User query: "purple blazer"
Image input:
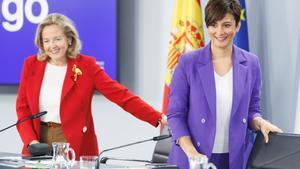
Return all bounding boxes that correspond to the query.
[167,43,262,169]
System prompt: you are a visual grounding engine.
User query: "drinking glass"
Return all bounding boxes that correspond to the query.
[188,156,217,169]
[80,156,98,169]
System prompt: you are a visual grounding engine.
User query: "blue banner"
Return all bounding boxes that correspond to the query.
[0,0,117,84]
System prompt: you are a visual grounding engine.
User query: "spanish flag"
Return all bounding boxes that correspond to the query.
[162,0,205,115]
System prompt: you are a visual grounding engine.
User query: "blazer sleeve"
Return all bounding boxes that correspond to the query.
[167,57,191,142]
[16,58,38,146]
[89,58,161,127]
[248,56,262,127]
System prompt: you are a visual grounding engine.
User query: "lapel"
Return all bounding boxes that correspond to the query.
[196,44,248,118]
[197,44,216,117]
[28,60,46,114]
[231,46,248,117]
[61,58,77,101]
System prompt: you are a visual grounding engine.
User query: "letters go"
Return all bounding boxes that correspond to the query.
[1,0,49,32]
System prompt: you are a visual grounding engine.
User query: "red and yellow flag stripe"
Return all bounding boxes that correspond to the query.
[162,0,205,115]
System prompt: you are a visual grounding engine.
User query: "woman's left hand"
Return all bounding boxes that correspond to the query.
[160,114,168,125]
[253,117,283,143]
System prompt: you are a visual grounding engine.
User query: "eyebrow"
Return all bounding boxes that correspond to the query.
[43,36,63,39]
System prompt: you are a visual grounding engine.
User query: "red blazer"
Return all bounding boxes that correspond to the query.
[16,54,161,159]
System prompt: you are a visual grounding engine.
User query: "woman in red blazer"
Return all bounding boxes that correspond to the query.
[16,13,166,159]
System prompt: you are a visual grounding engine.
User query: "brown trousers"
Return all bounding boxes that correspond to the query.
[40,122,67,149]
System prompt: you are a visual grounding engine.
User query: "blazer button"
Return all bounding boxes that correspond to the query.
[169,128,173,134]
[82,126,87,133]
[201,118,206,124]
[197,142,201,147]
[242,118,247,124]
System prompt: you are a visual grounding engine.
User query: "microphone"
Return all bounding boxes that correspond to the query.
[100,157,152,164]
[153,134,172,141]
[97,134,171,166]
[0,111,47,133]
[29,111,47,119]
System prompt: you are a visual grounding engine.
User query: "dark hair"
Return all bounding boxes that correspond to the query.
[205,0,241,27]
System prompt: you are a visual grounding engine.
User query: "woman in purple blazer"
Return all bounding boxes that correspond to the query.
[167,0,282,169]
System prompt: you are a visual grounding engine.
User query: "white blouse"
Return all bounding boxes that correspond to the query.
[39,63,67,123]
[212,67,233,153]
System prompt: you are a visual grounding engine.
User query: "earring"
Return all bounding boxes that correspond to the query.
[69,42,72,46]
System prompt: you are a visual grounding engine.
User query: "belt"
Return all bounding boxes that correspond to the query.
[41,121,61,128]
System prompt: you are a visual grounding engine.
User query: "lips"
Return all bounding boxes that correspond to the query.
[215,36,227,42]
[49,49,60,54]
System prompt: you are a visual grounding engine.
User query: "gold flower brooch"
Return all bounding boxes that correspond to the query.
[72,64,82,81]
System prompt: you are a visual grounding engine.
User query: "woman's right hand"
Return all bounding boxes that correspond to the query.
[186,151,207,159]
[29,140,40,145]
[178,136,206,158]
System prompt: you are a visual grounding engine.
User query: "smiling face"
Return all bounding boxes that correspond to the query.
[207,13,240,50]
[42,24,71,65]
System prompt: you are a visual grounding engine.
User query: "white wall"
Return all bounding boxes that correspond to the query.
[0,0,173,165]
[247,0,300,132]
[119,0,171,101]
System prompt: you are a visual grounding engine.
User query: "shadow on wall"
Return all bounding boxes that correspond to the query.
[294,32,300,133]
[0,85,18,94]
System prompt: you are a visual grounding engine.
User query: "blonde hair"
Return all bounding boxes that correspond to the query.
[35,13,82,61]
